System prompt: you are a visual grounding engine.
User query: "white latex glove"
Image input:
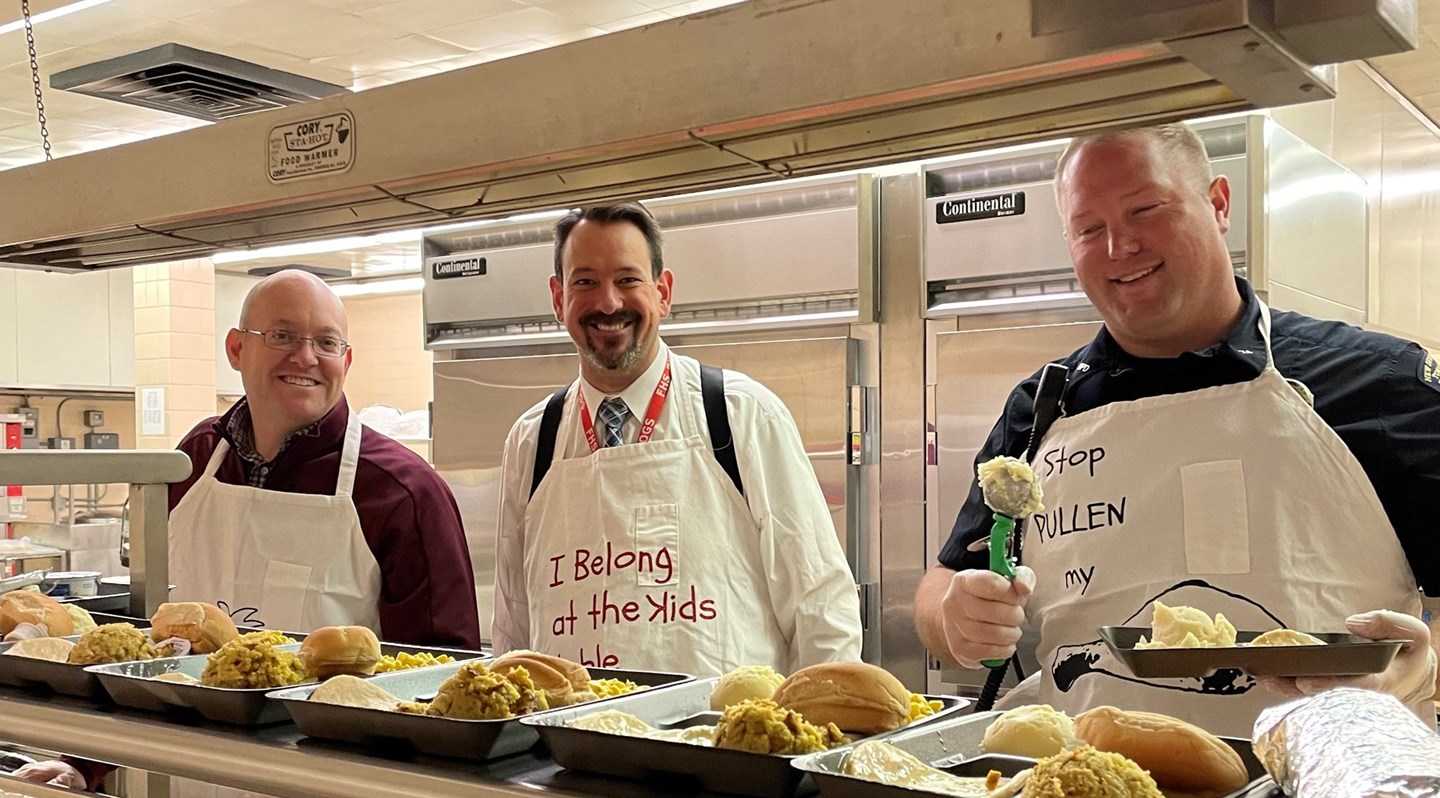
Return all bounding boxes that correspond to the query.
[940,565,1036,669]
[1258,610,1438,711]
[11,759,86,789]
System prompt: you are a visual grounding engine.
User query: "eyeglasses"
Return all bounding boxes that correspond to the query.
[238,328,350,358]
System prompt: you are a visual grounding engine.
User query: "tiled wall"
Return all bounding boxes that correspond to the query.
[340,293,433,415]
[132,260,216,449]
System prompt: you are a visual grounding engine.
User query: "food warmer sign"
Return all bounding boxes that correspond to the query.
[267,111,355,183]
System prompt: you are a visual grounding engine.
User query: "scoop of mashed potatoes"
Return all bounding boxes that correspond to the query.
[982,704,1078,758]
[1022,745,1161,798]
[200,638,306,689]
[713,698,849,755]
[425,661,548,720]
[1134,601,1237,649]
[63,604,97,635]
[67,623,160,665]
[977,456,1044,517]
[711,665,786,710]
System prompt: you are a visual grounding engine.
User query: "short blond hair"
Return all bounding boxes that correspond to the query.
[1055,123,1213,197]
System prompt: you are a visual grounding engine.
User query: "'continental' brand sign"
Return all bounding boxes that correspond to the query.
[431,256,487,280]
[936,192,1026,224]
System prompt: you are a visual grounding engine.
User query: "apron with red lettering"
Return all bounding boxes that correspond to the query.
[1000,303,1422,737]
[520,366,789,678]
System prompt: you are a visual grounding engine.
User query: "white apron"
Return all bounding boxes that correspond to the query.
[1001,303,1422,738]
[163,412,380,798]
[521,369,789,678]
[169,411,382,634]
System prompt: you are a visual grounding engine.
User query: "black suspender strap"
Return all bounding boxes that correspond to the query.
[700,364,745,499]
[529,382,572,500]
[528,367,745,501]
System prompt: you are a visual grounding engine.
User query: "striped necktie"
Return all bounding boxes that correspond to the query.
[597,397,630,448]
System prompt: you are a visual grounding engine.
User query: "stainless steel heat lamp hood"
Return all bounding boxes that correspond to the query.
[0,0,1416,271]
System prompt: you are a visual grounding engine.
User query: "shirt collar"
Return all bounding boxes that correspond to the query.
[222,396,335,466]
[578,341,671,424]
[1077,276,1267,375]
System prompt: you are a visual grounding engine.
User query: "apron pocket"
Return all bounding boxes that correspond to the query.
[261,561,313,632]
[1181,460,1251,575]
[633,504,679,587]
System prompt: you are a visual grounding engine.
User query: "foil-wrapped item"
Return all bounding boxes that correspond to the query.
[1253,687,1440,797]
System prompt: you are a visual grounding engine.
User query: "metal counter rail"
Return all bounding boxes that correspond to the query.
[0,450,191,619]
[0,691,706,798]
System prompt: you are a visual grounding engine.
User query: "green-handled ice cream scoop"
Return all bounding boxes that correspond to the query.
[976,456,1044,668]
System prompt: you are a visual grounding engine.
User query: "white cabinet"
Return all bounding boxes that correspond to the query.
[108,269,135,388]
[14,270,116,389]
[215,274,259,397]
[0,270,17,386]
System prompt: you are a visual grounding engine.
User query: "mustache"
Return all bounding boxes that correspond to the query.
[581,310,640,327]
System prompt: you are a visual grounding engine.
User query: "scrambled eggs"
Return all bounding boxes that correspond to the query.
[426,661,548,720]
[201,638,306,689]
[66,624,160,665]
[713,699,849,755]
[374,652,456,672]
[908,693,943,723]
[589,678,642,698]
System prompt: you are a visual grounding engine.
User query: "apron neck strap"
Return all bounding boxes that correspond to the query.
[334,412,363,497]
[1257,299,1276,369]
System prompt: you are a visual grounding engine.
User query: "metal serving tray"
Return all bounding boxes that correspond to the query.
[525,676,970,798]
[792,710,1281,798]
[271,659,690,760]
[1100,626,1404,679]
[88,640,478,726]
[0,626,154,698]
[55,580,131,614]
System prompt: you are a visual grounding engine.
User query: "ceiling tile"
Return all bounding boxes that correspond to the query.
[21,5,171,49]
[535,0,655,27]
[595,10,671,32]
[462,6,587,40]
[316,33,473,76]
[355,0,525,31]
[657,0,746,17]
[422,16,531,51]
[533,26,610,46]
[305,0,394,11]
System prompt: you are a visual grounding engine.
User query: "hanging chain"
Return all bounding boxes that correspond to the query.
[21,0,53,161]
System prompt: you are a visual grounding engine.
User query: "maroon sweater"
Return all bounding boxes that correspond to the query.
[67,397,480,791]
[169,396,481,648]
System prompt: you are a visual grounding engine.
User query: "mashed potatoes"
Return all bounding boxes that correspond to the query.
[713,698,849,755]
[67,624,160,665]
[1134,601,1237,649]
[977,456,1044,517]
[200,638,306,689]
[711,665,786,710]
[982,705,1078,759]
[425,661,548,720]
[63,604,97,635]
[1249,628,1325,647]
[1022,746,1160,798]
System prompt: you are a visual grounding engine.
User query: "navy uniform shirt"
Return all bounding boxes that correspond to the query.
[939,278,1440,595]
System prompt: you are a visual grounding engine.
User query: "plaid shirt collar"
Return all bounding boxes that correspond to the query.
[224,398,322,488]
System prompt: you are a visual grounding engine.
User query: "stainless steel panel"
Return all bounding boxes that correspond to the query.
[433,337,854,645]
[929,315,1101,693]
[875,171,929,691]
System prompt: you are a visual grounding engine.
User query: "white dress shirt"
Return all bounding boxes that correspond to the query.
[492,341,863,670]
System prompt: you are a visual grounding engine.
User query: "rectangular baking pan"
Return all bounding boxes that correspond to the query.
[87,638,473,725]
[0,626,154,698]
[270,659,690,760]
[525,676,970,798]
[791,710,1280,798]
[1100,625,1404,678]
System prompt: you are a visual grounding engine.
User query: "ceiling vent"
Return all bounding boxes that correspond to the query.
[50,43,348,122]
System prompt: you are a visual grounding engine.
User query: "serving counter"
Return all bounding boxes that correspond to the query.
[0,690,700,798]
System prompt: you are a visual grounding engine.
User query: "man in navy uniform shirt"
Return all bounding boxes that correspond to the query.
[914,123,1440,737]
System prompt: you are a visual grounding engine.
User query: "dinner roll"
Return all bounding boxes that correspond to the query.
[0,590,73,637]
[772,662,908,734]
[150,602,239,654]
[1075,705,1249,794]
[490,650,592,706]
[299,626,381,679]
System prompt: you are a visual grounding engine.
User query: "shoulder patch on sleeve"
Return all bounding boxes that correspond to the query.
[1421,349,1440,393]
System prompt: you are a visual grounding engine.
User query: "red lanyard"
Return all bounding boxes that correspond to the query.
[577,355,673,453]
